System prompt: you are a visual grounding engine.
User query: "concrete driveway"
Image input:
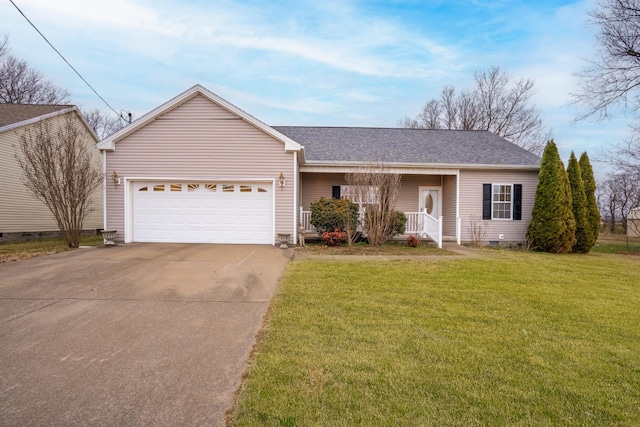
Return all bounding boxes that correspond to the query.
[0,243,292,426]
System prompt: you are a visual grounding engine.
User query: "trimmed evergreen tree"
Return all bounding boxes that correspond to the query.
[527,140,576,253]
[567,152,591,253]
[579,152,600,250]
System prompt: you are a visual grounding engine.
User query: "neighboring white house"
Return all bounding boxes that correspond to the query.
[628,207,640,237]
[0,104,103,242]
[98,85,541,247]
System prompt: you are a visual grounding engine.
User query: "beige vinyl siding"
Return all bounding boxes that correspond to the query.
[300,173,345,209]
[442,174,457,237]
[105,94,295,242]
[300,173,442,212]
[458,169,539,243]
[0,112,103,234]
[395,175,441,212]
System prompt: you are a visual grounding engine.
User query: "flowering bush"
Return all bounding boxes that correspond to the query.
[406,234,421,247]
[322,228,347,246]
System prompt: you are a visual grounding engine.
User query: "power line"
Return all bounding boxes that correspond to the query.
[8,0,129,123]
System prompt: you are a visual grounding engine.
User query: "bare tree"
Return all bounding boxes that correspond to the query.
[574,0,640,121]
[597,171,640,233]
[0,35,70,104]
[80,107,128,140]
[573,1,640,174]
[345,164,402,245]
[400,66,551,155]
[599,131,640,174]
[16,113,103,248]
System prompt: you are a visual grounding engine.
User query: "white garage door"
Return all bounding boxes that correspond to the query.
[132,181,273,244]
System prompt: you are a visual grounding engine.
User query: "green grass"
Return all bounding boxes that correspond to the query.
[0,235,104,262]
[230,251,640,426]
[301,240,454,256]
[591,236,640,254]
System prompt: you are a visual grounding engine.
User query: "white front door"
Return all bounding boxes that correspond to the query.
[419,187,441,217]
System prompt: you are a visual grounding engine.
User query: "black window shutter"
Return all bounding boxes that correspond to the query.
[332,186,341,199]
[513,184,522,220]
[482,184,492,220]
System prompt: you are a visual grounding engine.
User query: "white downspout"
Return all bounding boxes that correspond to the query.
[293,153,298,244]
[456,170,461,244]
[102,151,107,230]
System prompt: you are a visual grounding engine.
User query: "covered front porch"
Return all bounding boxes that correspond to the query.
[299,208,459,248]
[297,170,461,248]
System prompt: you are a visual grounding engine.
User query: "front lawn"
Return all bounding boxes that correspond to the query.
[300,240,455,256]
[230,251,640,426]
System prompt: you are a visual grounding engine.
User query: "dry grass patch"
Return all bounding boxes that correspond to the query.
[0,235,103,263]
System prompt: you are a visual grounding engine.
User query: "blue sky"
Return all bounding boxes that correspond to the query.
[1,0,631,178]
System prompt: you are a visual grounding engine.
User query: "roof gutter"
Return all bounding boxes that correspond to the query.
[300,161,540,174]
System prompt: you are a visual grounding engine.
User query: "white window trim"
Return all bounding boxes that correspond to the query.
[491,183,513,221]
[340,185,378,206]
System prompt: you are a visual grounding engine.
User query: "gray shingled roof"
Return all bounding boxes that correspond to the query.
[273,126,541,167]
[0,104,72,128]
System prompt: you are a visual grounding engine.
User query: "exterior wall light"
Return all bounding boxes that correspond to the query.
[112,171,120,188]
[278,172,285,190]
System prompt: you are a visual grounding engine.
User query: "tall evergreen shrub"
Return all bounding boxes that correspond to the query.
[567,152,591,253]
[579,152,600,250]
[527,140,576,253]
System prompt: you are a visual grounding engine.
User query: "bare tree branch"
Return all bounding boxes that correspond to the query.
[345,164,402,245]
[15,113,103,248]
[80,107,127,140]
[400,66,550,155]
[0,34,70,104]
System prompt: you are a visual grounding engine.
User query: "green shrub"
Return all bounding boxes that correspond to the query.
[390,210,407,237]
[310,197,359,233]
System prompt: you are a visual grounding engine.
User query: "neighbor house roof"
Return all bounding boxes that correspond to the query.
[0,104,73,128]
[273,126,541,168]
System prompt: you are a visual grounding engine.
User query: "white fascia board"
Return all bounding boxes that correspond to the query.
[97,84,303,153]
[0,106,76,134]
[300,162,540,174]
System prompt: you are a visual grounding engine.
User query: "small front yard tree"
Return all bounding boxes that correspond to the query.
[579,152,600,250]
[16,114,103,248]
[567,152,591,253]
[527,140,576,253]
[345,164,402,245]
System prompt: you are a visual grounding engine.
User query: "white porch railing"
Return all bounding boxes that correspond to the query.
[404,212,443,248]
[300,208,312,232]
[300,208,443,248]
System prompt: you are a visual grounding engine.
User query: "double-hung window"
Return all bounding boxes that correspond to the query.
[337,185,378,206]
[483,183,522,220]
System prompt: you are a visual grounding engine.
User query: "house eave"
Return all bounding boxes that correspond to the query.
[300,161,540,174]
[0,106,76,134]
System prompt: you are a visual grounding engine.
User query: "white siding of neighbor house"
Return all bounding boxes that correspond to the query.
[458,169,539,243]
[105,94,296,243]
[0,111,103,234]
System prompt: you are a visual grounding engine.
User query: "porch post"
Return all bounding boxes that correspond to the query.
[456,170,461,244]
[438,215,443,249]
